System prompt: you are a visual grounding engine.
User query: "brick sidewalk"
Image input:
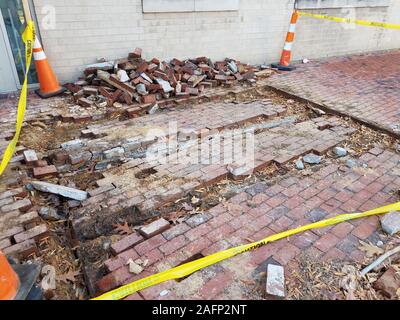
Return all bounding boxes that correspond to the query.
[96,148,400,300]
[2,68,398,299]
[267,50,400,136]
[71,111,354,240]
[0,79,272,157]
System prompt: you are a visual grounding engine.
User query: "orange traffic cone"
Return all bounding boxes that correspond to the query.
[271,10,299,71]
[0,251,20,300]
[33,37,66,98]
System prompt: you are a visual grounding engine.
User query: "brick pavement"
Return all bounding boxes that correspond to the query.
[56,99,286,170]
[0,79,272,157]
[0,91,357,259]
[70,109,355,240]
[267,50,400,136]
[94,148,400,300]
[0,187,48,259]
[1,69,398,299]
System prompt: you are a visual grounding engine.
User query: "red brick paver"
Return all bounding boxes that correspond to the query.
[267,51,400,136]
[95,148,400,300]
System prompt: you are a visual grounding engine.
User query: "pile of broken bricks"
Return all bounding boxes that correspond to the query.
[64,48,258,114]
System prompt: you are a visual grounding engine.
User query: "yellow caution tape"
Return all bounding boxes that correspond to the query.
[93,201,400,300]
[298,11,400,29]
[0,21,35,177]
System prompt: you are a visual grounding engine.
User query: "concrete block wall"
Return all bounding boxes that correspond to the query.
[294,0,400,60]
[31,0,400,83]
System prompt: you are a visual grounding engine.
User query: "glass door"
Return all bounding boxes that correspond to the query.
[0,0,38,87]
[0,15,18,93]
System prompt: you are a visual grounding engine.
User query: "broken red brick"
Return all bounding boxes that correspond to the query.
[83,87,99,96]
[129,47,142,59]
[1,198,32,213]
[78,97,94,108]
[170,58,184,66]
[51,152,69,165]
[122,92,133,105]
[374,267,400,298]
[136,62,149,74]
[141,94,156,104]
[153,70,169,81]
[147,63,158,73]
[108,75,136,95]
[139,218,170,239]
[126,107,142,118]
[32,165,58,178]
[98,87,113,99]
[14,224,49,243]
[0,188,26,200]
[34,160,48,168]
[3,239,38,258]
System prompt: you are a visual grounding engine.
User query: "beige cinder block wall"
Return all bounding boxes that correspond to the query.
[32,0,400,83]
[293,0,400,60]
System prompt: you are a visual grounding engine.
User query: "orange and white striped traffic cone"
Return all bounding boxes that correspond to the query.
[0,251,20,300]
[0,251,42,300]
[33,37,66,98]
[271,10,299,71]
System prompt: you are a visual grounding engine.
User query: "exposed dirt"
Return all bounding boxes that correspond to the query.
[35,235,87,300]
[22,188,86,299]
[286,252,348,300]
[19,122,82,153]
[67,171,104,190]
[286,238,400,301]
[342,122,396,156]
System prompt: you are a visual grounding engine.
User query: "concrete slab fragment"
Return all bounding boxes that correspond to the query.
[266,264,285,298]
[30,181,88,201]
